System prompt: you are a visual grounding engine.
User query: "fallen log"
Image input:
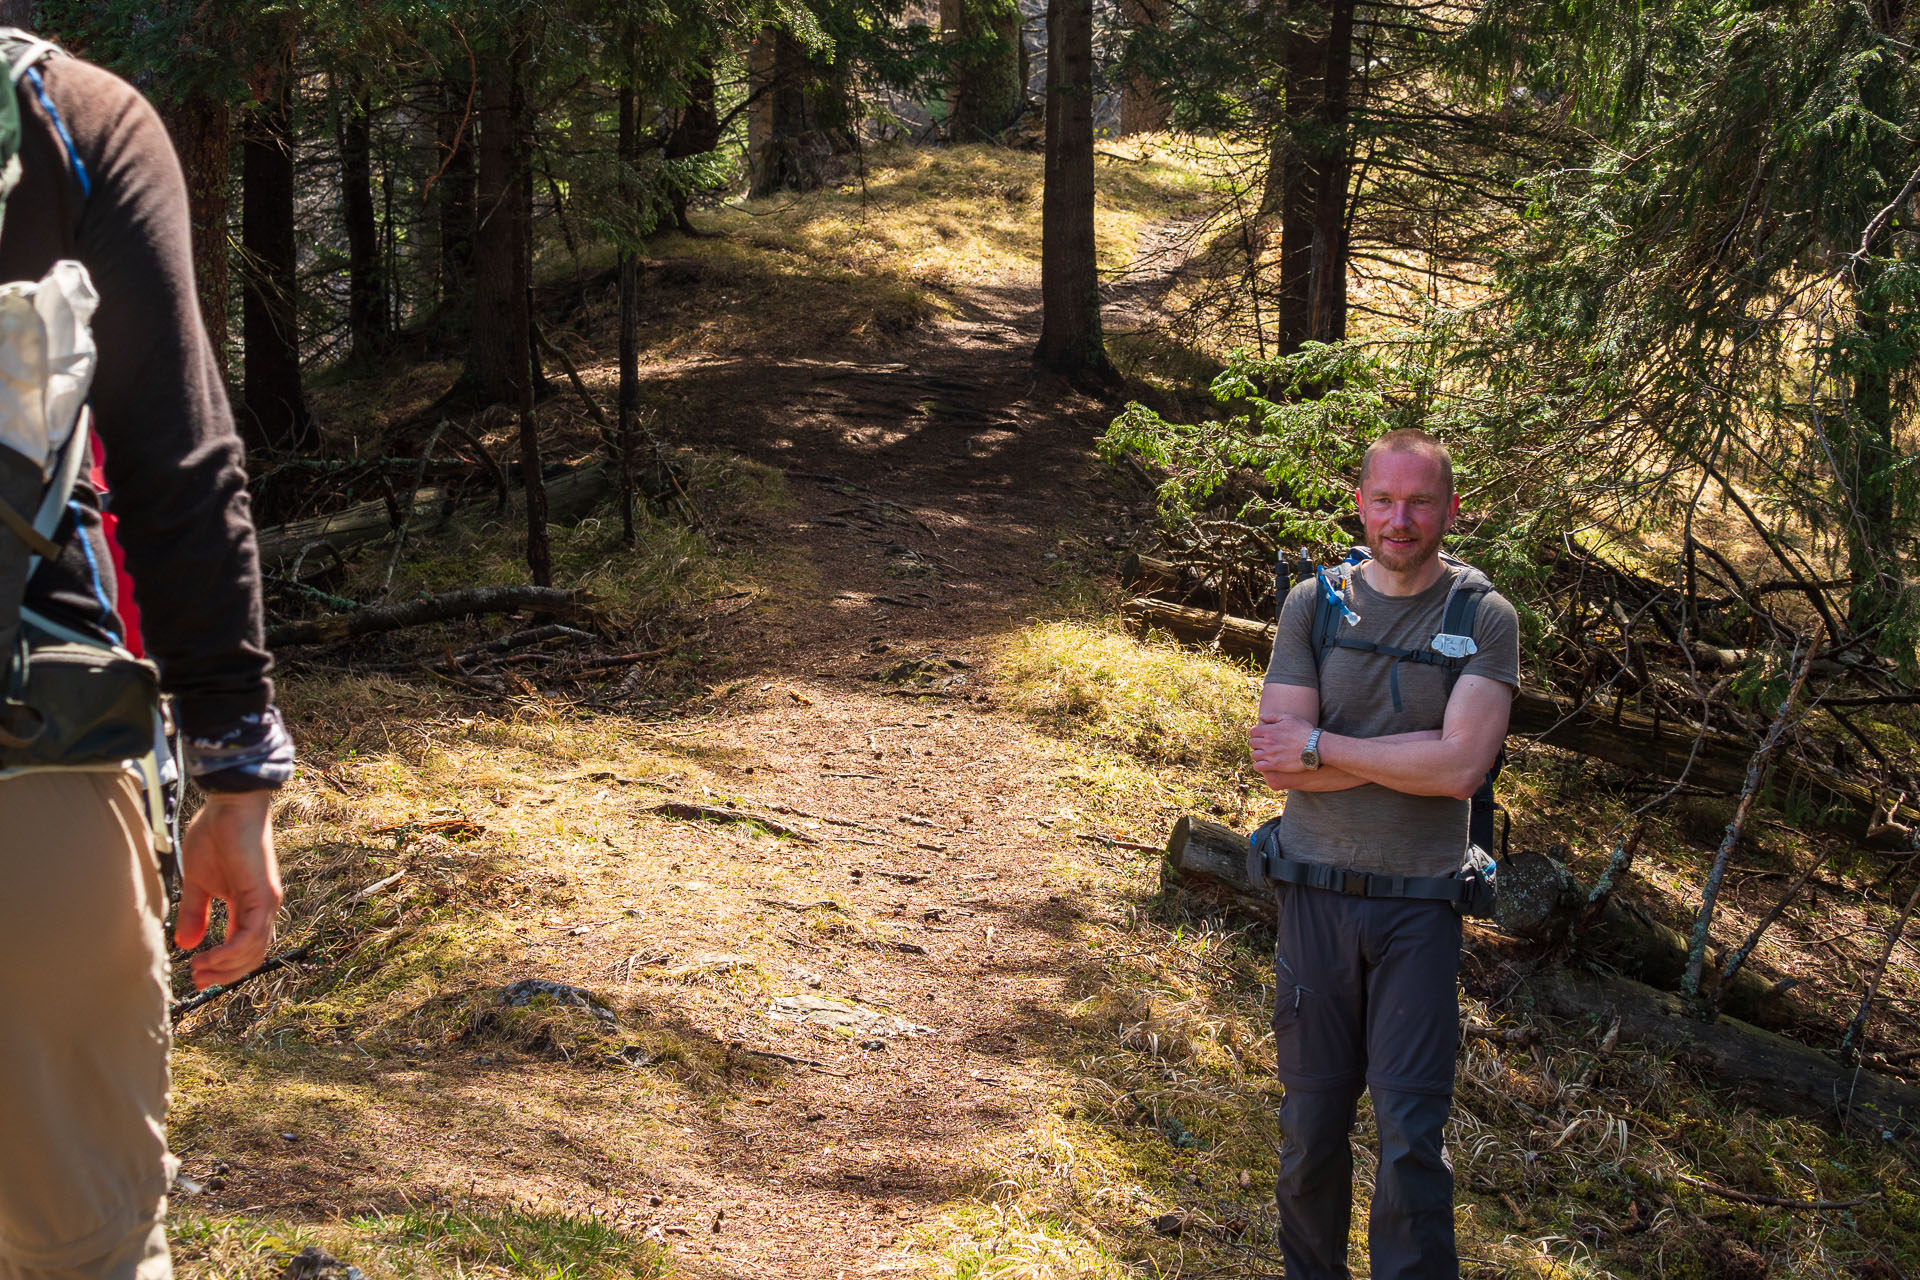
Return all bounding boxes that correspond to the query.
[1123,596,1916,841]
[1162,816,1781,1022]
[256,466,612,569]
[1160,817,1920,1144]
[1523,966,1920,1143]
[267,586,590,648]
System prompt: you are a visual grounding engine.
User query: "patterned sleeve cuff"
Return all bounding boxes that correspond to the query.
[183,706,296,791]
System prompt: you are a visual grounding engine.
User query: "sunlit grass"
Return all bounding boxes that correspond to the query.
[171,1204,670,1280]
[703,139,1216,291]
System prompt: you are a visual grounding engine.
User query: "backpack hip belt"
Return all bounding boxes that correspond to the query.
[1249,817,1498,917]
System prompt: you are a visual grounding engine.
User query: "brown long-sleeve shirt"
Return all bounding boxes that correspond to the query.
[0,52,273,738]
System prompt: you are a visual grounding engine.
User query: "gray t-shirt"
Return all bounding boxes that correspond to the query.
[1265,563,1520,878]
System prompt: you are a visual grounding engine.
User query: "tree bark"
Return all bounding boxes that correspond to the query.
[749,28,829,196]
[1265,0,1355,354]
[465,32,523,406]
[945,0,1025,142]
[157,88,232,377]
[1117,0,1170,135]
[616,27,641,545]
[1035,0,1114,383]
[0,2,32,28]
[239,41,314,454]
[338,74,387,365]
[505,27,548,587]
[664,55,720,234]
[436,68,477,310]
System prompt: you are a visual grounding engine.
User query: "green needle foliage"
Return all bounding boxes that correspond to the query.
[1110,0,1920,670]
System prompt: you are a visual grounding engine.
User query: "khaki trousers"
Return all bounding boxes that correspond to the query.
[0,771,172,1280]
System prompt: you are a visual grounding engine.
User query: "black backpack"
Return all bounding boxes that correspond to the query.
[1292,546,1507,861]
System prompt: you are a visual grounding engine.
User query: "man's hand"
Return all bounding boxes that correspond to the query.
[174,789,282,990]
[1251,711,1315,773]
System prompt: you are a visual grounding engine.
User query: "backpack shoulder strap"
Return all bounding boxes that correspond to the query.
[1308,547,1368,672]
[0,31,66,236]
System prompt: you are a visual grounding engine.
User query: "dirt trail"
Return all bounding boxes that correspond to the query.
[193,274,1161,1275]
[579,283,1131,1277]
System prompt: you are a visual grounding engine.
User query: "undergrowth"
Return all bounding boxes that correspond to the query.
[705,139,1214,293]
[981,605,1920,1278]
[171,1202,669,1279]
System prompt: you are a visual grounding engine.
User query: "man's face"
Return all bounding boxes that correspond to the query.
[1356,448,1458,576]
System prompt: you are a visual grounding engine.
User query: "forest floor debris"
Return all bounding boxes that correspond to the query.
[164,148,1920,1280]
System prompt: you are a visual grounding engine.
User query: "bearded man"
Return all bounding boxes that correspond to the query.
[1248,429,1519,1280]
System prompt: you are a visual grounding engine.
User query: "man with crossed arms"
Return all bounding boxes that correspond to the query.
[1249,428,1519,1280]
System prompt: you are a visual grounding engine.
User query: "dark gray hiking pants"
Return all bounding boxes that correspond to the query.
[1271,883,1462,1280]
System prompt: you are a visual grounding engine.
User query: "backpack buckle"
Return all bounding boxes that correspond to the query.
[1430,633,1477,660]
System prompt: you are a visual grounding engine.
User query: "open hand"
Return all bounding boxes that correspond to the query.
[174,789,282,990]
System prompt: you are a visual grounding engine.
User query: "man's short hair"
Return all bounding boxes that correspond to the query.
[1359,429,1453,495]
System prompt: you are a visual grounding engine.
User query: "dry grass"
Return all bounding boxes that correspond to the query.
[974,605,1920,1279]
[996,619,1259,775]
[170,1202,670,1279]
[703,139,1215,292]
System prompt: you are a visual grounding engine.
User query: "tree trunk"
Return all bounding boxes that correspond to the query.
[616,30,640,545]
[1035,0,1115,383]
[1266,0,1356,355]
[1839,265,1901,642]
[505,28,548,588]
[749,28,827,196]
[0,2,32,27]
[338,74,387,365]
[1117,0,1170,135]
[946,0,1025,142]
[664,55,720,234]
[239,43,313,454]
[158,89,231,379]
[437,69,477,310]
[465,33,523,406]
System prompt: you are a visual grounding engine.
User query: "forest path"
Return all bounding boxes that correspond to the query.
[593,277,1139,1278]
[180,245,1180,1276]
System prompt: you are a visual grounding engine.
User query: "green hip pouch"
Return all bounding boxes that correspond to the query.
[0,641,160,769]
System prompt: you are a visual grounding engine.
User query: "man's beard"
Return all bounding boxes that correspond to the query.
[1370,527,1442,574]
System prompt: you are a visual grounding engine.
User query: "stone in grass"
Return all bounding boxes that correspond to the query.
[768,993,935,1040]
[499,978,617,1023]
[281,1246,365,1280]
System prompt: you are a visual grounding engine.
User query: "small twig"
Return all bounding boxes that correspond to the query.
[1684,622,1825,999]
[532,319,611,430]
[1075,831,1166,854]
[729,1042,852,1077]
[438,417,510,515]
[1675,1174,1877,1211]
[346,869,408,904]
[1575,824,1644,937]
[644,802,818,843]
[170,944,315,1021]
[1840,874,1920,1063]
[380,421,447,598]
[1717,844,1839,995]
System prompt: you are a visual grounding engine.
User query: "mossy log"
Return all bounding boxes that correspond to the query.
[1162,817,1780,1021]
[1124,596,1915,842]
[1162,816,1920,1143]
[1523,967,1920,1143]
[256,466,612,569]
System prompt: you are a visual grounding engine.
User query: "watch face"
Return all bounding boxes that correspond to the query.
[1301,748,1321,770]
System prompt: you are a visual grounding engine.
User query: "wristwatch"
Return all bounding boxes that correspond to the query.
[1301,727,1323,771]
